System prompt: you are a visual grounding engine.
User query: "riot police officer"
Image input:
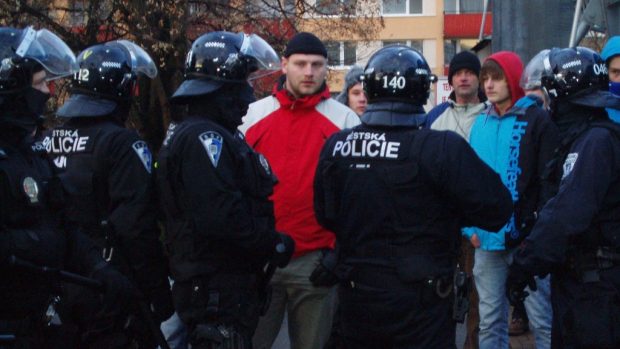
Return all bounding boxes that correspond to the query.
[313,45,513,348]
[157,31,295,349]
[0,26,132,347]
[44,40,173,347]
[508,47,620,349]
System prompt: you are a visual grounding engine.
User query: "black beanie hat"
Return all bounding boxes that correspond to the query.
[284,32,327,58]
[448,51,481,85]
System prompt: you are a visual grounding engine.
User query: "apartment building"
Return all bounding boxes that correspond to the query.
[309,0,491,104]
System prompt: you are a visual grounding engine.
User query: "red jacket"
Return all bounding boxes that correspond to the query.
[240,82,360,257]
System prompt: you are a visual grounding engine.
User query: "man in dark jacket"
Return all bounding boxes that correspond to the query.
[314,44,513,348]
[44,40,173,348]
[508,47,620,349]
[0,26,131,348]
[157,31,295,349]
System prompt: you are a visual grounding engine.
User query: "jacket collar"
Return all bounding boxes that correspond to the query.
[361,102,426,127]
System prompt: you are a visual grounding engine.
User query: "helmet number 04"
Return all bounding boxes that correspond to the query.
[74,68,90,82]
[382,75,406,89]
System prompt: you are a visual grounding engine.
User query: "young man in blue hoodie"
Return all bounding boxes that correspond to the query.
[465,51,558,349]
[601,36,620,123]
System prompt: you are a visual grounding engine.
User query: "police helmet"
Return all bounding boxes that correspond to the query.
[0,26,78,95]
[57,40,157,118]
[520,49,552,90]
[171,31,279,102]
[540,46,617,108]
[362,45,436,105]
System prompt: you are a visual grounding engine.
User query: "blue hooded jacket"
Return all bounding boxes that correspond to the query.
[463,95,559,250]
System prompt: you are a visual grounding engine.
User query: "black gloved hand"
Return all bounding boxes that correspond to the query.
[309,248,339,287]
[272,233,295,268]
[506,263,537,306]
[91,264,134,318]
[146,285,175,323]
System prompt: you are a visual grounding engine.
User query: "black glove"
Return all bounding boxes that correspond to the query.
[146,285,175,323]
[309,248,339,287]
[506,263,537,306]
[272,233,295,268]
[91,264,134,318]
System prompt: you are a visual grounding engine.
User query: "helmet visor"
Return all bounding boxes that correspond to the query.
[114,40,158,78]
[240,33,280,80]
[17,28,78,81]
[520,49,550,90]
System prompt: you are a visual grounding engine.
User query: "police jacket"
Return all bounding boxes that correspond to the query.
[463,95,559,250]
[241,79,360,257]
[158,115,279,282]
[0,132,104,318]
[314,101,513,280]
[514,109,620,278]
[43,117,169,295]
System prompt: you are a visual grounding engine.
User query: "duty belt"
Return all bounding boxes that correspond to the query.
[572,246,620,283]
[346,266,452,298]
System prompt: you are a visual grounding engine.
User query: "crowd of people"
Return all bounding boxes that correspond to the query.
[0,24,619,349]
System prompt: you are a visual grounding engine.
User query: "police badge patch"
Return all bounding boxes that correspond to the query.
[132,141,152,173]
[199,131,223,168]
[562,152,578,180]
[23,177,39,203]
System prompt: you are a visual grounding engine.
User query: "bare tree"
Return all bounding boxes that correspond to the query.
[0,0,382,150]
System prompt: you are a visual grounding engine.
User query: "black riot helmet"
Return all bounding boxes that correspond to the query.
[362,45,436,105]
[171,31,279,103]
[56,40,157,118]
[0,27,78,93]
[540,46,617,109]
[0,26,78,130]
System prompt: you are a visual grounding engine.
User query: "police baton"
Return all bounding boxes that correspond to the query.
[8,255,171,349]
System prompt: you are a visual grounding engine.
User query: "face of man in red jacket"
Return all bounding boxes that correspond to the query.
[282,53,328,98]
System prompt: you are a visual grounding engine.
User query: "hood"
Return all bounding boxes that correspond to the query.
[273,75,331,109]
[335,65,364,106]
[485,51,525,109]
[602,36,620,64]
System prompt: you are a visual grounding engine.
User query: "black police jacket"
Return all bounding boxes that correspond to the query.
[43,117,170,294]
[514,116,620,277]
[314,102,513,279]
[0,134,103,318]
[157,115,279,281]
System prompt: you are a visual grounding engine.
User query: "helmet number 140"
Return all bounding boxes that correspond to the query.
[382,75,406,89]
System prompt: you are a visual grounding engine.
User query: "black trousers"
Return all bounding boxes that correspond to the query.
[338,276,456,349]
[550,268,620,349]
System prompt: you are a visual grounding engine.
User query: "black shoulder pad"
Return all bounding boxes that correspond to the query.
[0,148,7,160]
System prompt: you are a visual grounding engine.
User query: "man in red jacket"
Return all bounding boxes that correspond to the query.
[240,32,360,349]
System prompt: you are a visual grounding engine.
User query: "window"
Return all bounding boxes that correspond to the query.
[316,0,356,15]
[325,41,357,67]
[382,0,422,15]
[189,0,228,15]
[444,40,457,65]
[382,40,423,54]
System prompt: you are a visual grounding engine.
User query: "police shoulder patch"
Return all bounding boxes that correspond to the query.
[562,152,578,180]
[199,131,224,168]
[132,141,152,173]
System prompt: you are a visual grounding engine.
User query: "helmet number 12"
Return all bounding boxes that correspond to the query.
[75,68,90,82]
[382,75,406,89]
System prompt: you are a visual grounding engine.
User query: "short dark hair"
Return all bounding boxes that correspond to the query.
[480,59,505,82]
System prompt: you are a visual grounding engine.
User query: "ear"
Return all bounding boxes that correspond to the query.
[281,57,288,75]
[132,81,139,97]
